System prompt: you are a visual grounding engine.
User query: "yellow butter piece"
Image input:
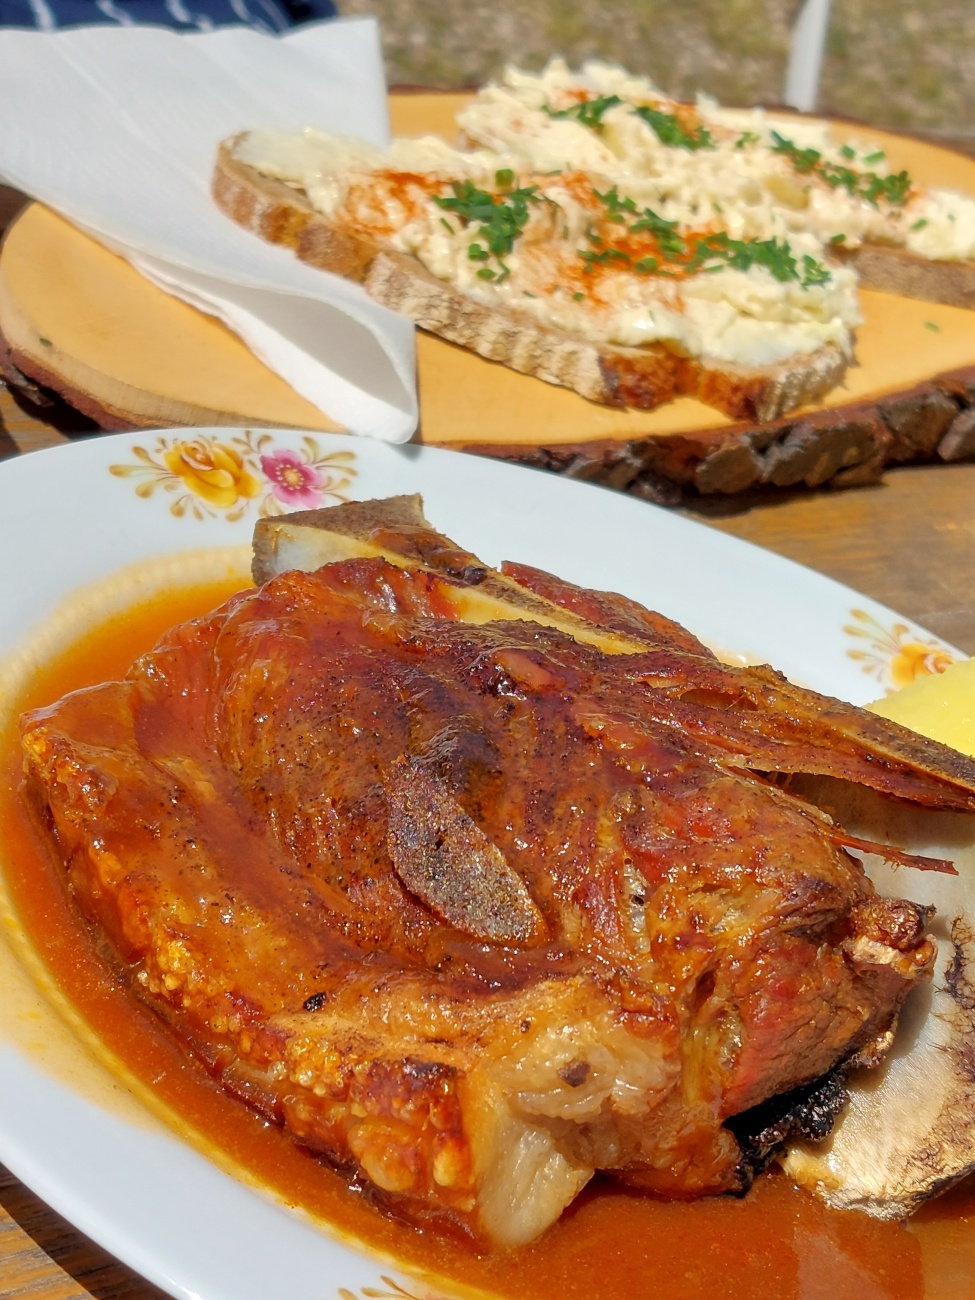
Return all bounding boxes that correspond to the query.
[869,657,975,757]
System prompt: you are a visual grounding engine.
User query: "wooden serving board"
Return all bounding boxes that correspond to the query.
[3,94,975,499]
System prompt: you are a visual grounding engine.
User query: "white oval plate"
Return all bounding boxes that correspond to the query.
[0,428,961,1300]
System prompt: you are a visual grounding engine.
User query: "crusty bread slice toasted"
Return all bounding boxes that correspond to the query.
[833,242,975,312]
[213,137,847,422]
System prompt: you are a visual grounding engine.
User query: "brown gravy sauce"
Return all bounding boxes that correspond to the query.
[3,580,975,1300]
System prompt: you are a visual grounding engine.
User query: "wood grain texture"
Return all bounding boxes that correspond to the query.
[0,205,340,437]
[0,1163,165,1299]
[462,369,975,503]
[0,368,91,457]
[0,400,21,460]
[688,461,975,656]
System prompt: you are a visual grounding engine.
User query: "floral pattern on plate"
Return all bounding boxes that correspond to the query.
[337,1276,453,1300]
[845,607,958,692]
[109,430,356,521]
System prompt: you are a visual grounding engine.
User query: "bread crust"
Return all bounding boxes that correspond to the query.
[212,138,846,421]
[835,243,975,312]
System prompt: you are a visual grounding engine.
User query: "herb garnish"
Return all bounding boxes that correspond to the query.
[544,94,715,151]
[594,189,688,259]
[859,169,912,205]
[770,132,822,174]
[579,246,634,272]
[543,94,623,131]
[433,171,541,281]
[770,131,912,206]
[584,186,831,288]
[685,232,832,286]
[633,104,715,151]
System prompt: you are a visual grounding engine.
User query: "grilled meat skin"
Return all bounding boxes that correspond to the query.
[21,556,953,1244]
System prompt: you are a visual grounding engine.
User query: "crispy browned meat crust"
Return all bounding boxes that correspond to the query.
[21,550,970,1244]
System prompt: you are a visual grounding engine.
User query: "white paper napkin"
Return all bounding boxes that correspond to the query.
[0,18,419,442]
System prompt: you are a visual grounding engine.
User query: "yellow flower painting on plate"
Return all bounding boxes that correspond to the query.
[337,1276,453,1300]
[845,607,957,693]
[110,430,356,522]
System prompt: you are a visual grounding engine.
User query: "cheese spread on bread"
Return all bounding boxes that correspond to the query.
[458,60,975,264]
[235,129,859,368]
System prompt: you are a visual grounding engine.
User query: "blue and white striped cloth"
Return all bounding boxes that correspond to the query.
[0,0,336,33]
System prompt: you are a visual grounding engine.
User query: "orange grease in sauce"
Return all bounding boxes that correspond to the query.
[3,579,975,1300]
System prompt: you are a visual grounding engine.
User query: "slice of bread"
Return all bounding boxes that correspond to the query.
[833,242,975,312]
[212,138,847,422]
[455,67,975,317]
